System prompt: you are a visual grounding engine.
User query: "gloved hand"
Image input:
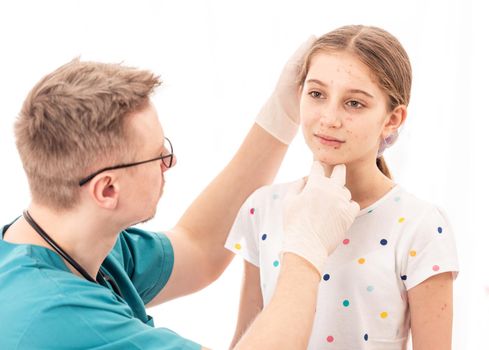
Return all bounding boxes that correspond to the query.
[255,36,316,145]
[282,162,360,275]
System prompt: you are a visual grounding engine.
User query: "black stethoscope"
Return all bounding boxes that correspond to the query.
[22,210,122,298]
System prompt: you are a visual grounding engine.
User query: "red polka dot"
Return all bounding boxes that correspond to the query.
[326,335,334,343]
[249,208,255,215]
[432,265,440,271]
[343,238,350,245]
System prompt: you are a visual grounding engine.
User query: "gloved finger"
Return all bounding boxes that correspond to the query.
[288,35,317,67]
[305,160,326,188]
[309,160,324,179]
[350,200,361,216]
[330,164,346,187]
[340,186,352,201]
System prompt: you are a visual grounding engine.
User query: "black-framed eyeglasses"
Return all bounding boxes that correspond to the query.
[79,137,174,187]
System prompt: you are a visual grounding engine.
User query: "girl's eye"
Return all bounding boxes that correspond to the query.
[346,100,364,109]
[308,91,324,99]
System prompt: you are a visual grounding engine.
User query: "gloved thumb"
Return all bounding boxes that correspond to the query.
[330,164,346,187]
[308,161,326,182]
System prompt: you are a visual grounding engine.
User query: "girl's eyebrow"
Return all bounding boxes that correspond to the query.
[348,89,374,99]
[306,79,374,99]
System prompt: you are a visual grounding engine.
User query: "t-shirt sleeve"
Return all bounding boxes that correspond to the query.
[115,227,174,304]
[398,206,459,290]
[17,287,201,350]
[224,191,261,267]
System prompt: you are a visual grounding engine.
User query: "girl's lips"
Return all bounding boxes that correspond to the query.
[315,134,345,147]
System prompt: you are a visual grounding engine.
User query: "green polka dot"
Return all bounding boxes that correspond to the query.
[342,299,350,307]
[273,260,279,267]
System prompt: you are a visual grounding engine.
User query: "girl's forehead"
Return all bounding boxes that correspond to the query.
[307,51,381,91]
[308,52,373,83]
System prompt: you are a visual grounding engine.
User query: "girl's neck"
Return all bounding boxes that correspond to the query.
[322,160,395,209]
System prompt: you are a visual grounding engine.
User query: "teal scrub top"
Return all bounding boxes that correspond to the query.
[0,221,201,350]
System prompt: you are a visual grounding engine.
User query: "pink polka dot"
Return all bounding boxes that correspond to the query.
[343,238,350,245]
[326,335,334,343]
[249,208,255,215]
[432,265,440,271]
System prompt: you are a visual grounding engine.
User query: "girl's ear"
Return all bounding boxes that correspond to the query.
[383,105,407,138]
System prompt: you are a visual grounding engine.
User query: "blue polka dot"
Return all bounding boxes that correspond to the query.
[343,299,350,307]
[323,273,330,281]
[364,333,369,341]
[437,227,443,234]
[273,260,279,267]
[367,285,374,292]
[261,234,267,240]
[401,275,407,281]
[380,239,388,246]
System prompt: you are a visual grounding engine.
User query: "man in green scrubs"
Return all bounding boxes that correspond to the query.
[0,38,359,349]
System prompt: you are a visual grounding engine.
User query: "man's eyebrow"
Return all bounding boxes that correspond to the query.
[305,79,374,98]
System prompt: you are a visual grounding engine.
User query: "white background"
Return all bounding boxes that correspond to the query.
[0,1,486,349]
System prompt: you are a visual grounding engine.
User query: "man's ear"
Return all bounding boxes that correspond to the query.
[88,172,120,210]
[382,105,407,138]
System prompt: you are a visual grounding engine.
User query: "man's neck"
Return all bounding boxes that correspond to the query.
[4,203,122,280]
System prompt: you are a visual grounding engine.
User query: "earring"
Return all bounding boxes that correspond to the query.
[377,130,399,158]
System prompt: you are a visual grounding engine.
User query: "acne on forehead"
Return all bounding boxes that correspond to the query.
[308,52,378,88]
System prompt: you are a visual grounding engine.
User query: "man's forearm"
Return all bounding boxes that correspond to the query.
[234,253,320,350]
[176,123,287,278]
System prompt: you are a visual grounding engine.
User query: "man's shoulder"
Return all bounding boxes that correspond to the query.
[0,245,130,347]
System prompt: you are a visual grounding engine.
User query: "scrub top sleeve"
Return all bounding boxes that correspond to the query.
[225,192,261,266]
[17,289,201,350]
[119,227,174,304]
[400,206,459,290]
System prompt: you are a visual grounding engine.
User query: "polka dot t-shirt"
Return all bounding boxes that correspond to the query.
[225,180,459,349]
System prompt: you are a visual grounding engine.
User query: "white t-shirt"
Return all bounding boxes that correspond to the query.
[225,180,459,349]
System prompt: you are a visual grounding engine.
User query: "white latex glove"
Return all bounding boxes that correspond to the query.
[282,162,360,274]
[255,36,316,145]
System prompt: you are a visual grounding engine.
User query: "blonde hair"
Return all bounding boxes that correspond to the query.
[299,25,412,178]
[15,58,161,210]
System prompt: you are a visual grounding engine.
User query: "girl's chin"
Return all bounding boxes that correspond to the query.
[313,155,348,167]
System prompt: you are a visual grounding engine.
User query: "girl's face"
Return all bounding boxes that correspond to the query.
[300,51,401,168]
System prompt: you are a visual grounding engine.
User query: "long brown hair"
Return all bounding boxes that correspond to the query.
[299,25,412,178]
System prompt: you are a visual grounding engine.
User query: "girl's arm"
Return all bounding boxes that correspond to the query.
[229,261,264,349]
[408,272,454,349]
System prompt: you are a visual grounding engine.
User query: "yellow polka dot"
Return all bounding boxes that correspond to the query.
[358,258,366,264]
[409,250,417,257]
[380,311,388,319]
[398,217,405,223]
[234,243,242,250]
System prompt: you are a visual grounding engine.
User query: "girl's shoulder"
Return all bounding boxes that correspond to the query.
[377,185,446,216]
[376,186,454,238]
